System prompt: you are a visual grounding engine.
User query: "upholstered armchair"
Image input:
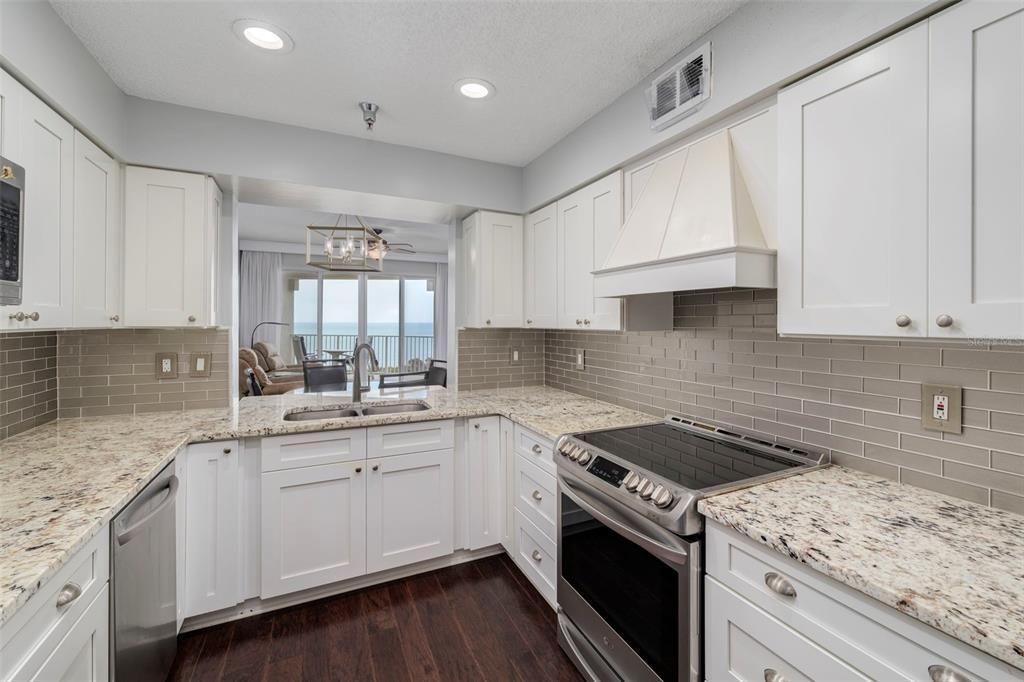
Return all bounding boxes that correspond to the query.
[239,347,303,396]
[252,341,304,379]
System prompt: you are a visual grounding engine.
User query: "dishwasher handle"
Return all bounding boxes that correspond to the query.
[116,475,179,546]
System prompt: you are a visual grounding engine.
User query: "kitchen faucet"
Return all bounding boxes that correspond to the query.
[351,343,380,403]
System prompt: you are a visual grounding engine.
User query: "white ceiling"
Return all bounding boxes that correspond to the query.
[50,0,745,166]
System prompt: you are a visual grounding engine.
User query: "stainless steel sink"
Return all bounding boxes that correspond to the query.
[360,401,431,415]
[283,408,362,421]
[282,401,430,421]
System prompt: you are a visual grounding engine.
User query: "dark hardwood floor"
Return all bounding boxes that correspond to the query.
[167,554,583,682]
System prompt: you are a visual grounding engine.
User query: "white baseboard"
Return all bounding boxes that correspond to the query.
[181,545,505,632]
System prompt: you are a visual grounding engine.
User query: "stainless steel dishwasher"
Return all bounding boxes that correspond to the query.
[111,461,178,681]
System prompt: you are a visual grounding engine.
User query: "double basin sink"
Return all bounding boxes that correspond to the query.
[284,400,431,422]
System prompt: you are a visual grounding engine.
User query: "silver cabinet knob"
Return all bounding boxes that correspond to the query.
[531,444,542,454]
[372,464,379,472]
[895,314,911,327]
[474,423,480,429]
[110,314,120,322]
[187,315,196,322]
[764,669,785,682]
[936,314,954,328]
[531,490,543,501]
[928,665,974,682]
[583,319,591,326]
[526,319,533,324]
[55,582,82,608]
[222,447,232,454]
[575,319,582,326]
[27,312,39,321]
[764,572,797,597]
[485,319,491,325]
[355,467,362,473]
[8,312,25,321]
[531,549,543,562]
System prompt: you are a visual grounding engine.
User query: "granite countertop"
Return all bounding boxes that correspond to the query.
[0,386,658,626]
[699,466,1024,670]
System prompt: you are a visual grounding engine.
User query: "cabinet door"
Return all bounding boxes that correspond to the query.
[467,416,503,550]
[73,132,120,328]
[778,25,929,337]
[123,167,207,326]
[29,586,109,682]
[261,461,366,598]
[929,1,1024,339]
[499,418,515,554]
[524,203,558,328]
[480,211,524,327]
[556,172,623,330]
[15,90,75,328]
[204,178,223,327]
[183,441,239,617]
[0,70,24,160]
[366,449,454,573]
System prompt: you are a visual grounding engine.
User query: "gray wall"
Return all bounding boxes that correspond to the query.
[521,0,943,210]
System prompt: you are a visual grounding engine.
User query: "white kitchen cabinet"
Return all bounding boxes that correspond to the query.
[499,418,515,554]
[366,448,454,573]
[466,416,506,550]
[261,461,367,598]
[123,166,222,327]
[928,0,1024,339]
[0,80,75,330]
[778,24,929,338]
[72,132,121,328]
[25,586,109,682]
[524,203,558,328]
[459,210,523,328]
[556,171,623,330]
[183,440,240,617]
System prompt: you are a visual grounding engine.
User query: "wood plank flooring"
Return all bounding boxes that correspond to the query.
[167,554,583,682]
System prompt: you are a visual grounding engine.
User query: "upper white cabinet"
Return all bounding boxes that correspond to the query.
[928,0,1024,339]
[778,24,929,337]
[459,210,523,328]
[73,132,121,328]
[524,204,558,328]
[556,171,623,330]
[779,0,1024,339]
[123,166,222,327]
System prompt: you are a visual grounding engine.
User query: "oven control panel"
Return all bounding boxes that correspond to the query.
[557,440,675,509]
[586,456,628,487]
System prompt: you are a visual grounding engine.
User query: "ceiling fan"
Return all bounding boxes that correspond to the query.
[368,228,416,256]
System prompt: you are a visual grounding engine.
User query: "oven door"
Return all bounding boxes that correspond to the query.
[557,474,701,682]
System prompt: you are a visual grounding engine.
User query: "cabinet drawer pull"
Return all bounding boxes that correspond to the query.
[372,464,379,472]
[355,467,362,473]
[531,550,543,562]
[110,314,120,322]
[531,490,543,501]
[531,444,543,454]
[928,665,973,682]
[895,314,911,327]
[55,582,82,608]
[8,312,25,321]
[27,312,39,321]
[474,423,480,429]
[575,319,582,326]
[764,572,797,597]
[222,447,232,454]
[935,314,954,328]
[763,669,785,682]
[188,315,196,322]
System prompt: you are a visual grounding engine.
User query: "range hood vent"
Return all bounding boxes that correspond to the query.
[593,129,775,298]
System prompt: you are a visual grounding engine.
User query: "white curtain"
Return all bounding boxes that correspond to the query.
[433,263,448,360]
[239,251,284,349]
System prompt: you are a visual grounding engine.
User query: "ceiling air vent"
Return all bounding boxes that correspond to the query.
[647,42,711,131]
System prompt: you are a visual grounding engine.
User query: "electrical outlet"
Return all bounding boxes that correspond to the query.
[509,347,521,365]
[574,348,586,371]
[921,383,962,433]
[155,352,178,379]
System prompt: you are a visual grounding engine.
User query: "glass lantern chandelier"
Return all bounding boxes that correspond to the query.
[305,215,385,272]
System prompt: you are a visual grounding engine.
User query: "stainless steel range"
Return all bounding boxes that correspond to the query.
[554,416,826,682]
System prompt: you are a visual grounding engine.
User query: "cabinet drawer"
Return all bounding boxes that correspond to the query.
[513,425,555,475]
[707,522,1014,681]
[23,585,109,682]
[513,509,556,608]
[367,420,453,458]
[1,527,109,681]
[261,429,366,472]
[706,576,867,682]
[514,454,557,539]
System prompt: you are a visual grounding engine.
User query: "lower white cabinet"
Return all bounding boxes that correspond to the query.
[466,416,505,550]
[26,587,109,682]
[182,440,240,618]
[513,509,557,608]
[366,449,454,573]
[261,461,366,598]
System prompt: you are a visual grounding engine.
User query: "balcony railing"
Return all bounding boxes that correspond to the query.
[295,334,434,373]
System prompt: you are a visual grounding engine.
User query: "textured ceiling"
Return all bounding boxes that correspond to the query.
[50,0,744,165]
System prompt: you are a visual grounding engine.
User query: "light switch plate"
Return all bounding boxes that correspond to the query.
[574,348,586,371]
[921,383,962,433]
[155,352,178,380]
[509,347,521,365]
[190,351,212,378]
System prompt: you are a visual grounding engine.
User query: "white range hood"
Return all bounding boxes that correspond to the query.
[593,129,775,298]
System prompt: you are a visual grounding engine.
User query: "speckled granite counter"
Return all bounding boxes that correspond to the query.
[0,386,657,626]
[698,466,1024,670]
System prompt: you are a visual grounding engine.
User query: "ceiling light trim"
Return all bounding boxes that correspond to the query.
[232,19,294,53]
[455,78,495,100]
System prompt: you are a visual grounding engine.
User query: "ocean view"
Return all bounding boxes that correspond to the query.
[293,322,434,337]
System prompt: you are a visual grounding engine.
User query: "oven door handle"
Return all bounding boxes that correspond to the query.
[559,475,691,567]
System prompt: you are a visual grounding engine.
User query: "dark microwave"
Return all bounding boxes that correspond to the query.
[0,156,24,306]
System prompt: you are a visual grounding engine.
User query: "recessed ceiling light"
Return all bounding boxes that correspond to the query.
[456,78,495,99]
[232,19,294,53]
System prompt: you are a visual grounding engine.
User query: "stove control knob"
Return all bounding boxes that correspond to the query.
[637,479,655,500]
[577,450,592,465]
[568,446,582,462]
[623,472,641,492]
[558,444,572,457]
[651,485,674,508]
